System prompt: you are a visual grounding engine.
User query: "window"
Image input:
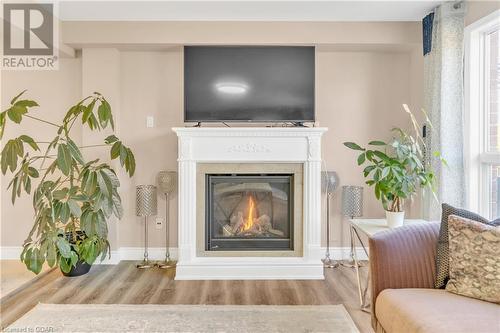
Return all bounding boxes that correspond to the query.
[465,10,500,219]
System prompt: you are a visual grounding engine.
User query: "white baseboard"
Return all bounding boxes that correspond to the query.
[0,246,24,260]
[0,246,366,262]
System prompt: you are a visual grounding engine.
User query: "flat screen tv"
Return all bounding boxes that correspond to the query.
[184,46,315,123]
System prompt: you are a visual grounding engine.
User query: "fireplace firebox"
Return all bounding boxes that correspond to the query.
[205,174,294,251]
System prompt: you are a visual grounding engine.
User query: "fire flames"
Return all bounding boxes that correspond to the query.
[242,196,255,231]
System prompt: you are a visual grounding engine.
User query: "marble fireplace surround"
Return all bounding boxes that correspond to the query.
[172,127,327,280]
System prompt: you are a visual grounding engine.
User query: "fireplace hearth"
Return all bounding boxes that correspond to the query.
[206,174,293,251]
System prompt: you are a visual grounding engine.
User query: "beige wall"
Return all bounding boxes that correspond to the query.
[317,51,421,246]
[1,20,424,250]
[1,58,82,246]
[465,0,499,26]
[118,50,183,247]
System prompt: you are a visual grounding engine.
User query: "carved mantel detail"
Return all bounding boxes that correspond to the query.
[227,143,271,153]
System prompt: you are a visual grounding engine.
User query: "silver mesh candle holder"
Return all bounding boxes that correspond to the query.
[136,185,157,269]
[156,171,177,269]
[341,186,363,218]
[341,185,363,268]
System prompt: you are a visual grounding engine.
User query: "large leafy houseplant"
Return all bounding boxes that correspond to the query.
[0,91,135,275]
[343,105,442,226]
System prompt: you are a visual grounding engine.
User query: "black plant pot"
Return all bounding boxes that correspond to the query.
[61,231,92,277]
[61,259,92,277]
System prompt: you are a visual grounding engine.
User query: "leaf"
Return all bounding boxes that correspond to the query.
[66,139,84,164]
[47,243,56,267]
[357,153,366,165]
[343,142,365,151]
[97,101,109,128]
[373,150,391,162]
[368,140,386,146]
[57,144,72,176]
[56,237,71,258]
[112,191,124,219]
[59,202,70,224]
[0,112,6,139]
[1,139,20,173]
[29,248,43,274]
[101,168,120,187]
[103,99,114,129]
[67,199,82,218]
[105,135,119,145]
[82,99,96,124]
[7,106,24,123]
[19,135,40,151]
[70,251,79,266]
[27,167,39,178]
[381,167,391,179]
[119,145,127,165]
[97,170,112,198]
[96,210,108,238]
[53,188,68,200]
[24,177,31,193]
[125,148,136,176]
[15,100,38,108]
[59,257,71,273]
[110,142,121,159]
[80,210,93,236]
[10,90,27,104]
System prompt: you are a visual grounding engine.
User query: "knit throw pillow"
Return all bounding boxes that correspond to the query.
[446,215,500,303]
[435,204,500,289]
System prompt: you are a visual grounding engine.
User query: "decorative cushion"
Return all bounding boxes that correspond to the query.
[435,203,500,289]
[446,215,500,303]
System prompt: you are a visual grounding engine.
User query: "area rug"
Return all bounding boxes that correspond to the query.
[7,304,360,333]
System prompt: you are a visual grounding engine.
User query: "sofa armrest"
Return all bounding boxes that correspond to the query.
[369,221,440,324]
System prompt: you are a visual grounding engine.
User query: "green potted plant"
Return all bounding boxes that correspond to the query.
[343,105,441,227]
[0,91,135,276]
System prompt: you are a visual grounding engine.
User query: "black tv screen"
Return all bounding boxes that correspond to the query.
[184,46,315,123]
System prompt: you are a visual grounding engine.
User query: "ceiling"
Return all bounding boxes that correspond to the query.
[59,0,442,22]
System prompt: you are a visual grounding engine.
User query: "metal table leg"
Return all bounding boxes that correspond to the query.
[351,225,371,313]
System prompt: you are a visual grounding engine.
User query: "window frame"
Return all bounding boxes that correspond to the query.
[464,10,500,218]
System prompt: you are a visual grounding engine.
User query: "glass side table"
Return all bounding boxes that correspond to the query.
[348,218,427,313]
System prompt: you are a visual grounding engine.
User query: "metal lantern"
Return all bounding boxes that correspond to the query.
[341,185,363,218]
[156,171,177,269]
[136,185,157,217]
[136,185,157,268]
[157,171,177,195]
[321,171,340,269]
[341,185,364,269]
[322,171,339,194]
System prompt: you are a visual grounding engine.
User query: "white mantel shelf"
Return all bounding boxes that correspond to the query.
[172,127,328,280]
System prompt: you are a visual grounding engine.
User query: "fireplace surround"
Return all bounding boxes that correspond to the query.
[173,127,327,280]
[197,163,303,258]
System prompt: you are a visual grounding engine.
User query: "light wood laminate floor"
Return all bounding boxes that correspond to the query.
[0,261,372,332]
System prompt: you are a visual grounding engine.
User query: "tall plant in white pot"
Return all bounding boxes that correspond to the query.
[343,105,443,228]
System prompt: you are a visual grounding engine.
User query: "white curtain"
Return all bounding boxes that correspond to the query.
[423,2,466,220]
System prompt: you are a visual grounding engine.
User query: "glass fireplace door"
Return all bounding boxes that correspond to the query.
[206,174,293,251]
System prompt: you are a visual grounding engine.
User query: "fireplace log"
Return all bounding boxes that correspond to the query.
[222,224,234,236]
[268,228,285,237]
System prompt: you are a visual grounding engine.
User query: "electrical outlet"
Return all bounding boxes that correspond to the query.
[146,116,154,128]
[155,217,163,229]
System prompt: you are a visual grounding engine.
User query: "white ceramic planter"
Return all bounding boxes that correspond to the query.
[386,211,405,228]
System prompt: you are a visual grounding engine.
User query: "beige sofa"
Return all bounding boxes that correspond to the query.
[369,222,500,333]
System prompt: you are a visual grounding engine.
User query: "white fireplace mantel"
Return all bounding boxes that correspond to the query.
[173,127,327,280]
